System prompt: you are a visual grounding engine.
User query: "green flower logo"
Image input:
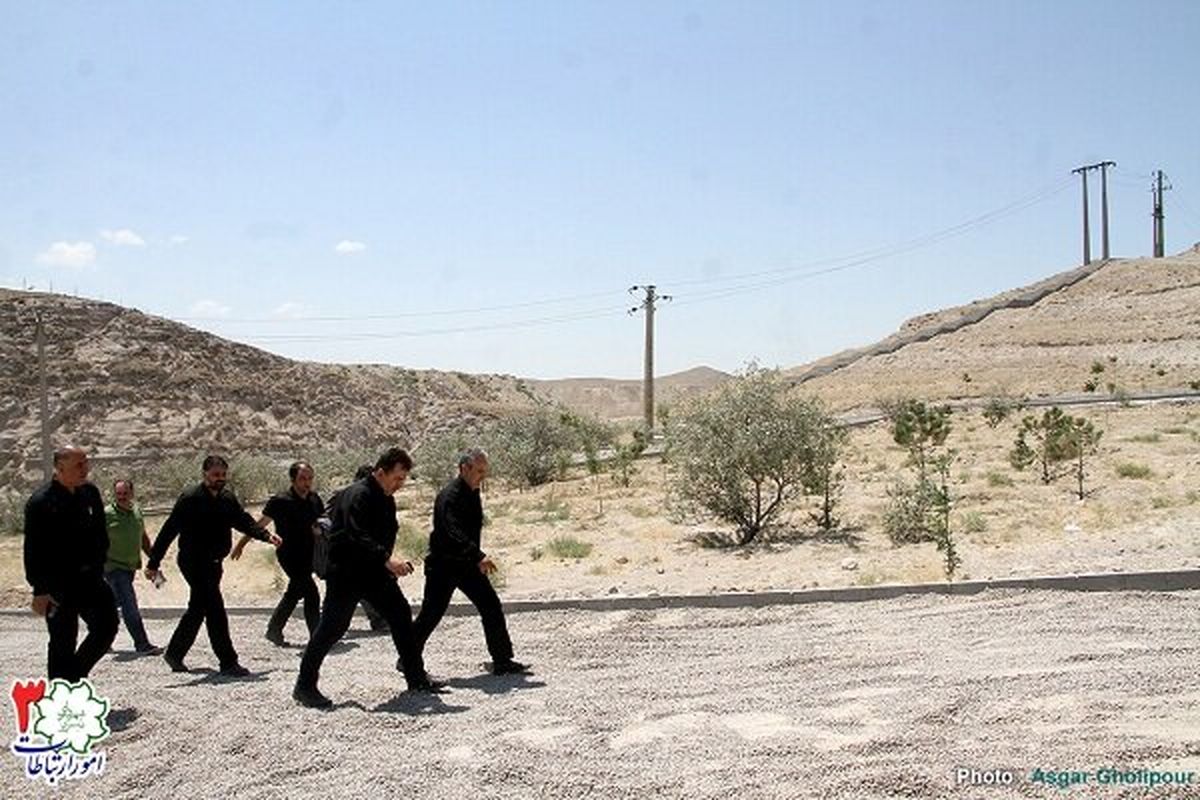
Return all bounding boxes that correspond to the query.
[31,680,110,754]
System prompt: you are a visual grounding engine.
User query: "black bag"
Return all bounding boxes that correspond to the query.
[312,518,333,579]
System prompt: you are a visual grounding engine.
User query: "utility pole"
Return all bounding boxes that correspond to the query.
[35,312,52,480]
[1072,160,1116,264]
[1073,165,1091,264]
[1152,170,1171,258]
[1099,161,1115,259]
[629,285,671,435]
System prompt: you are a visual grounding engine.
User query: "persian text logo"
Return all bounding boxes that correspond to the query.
[9,678,109,786]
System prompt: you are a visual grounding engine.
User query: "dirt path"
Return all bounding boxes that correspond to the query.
[1,589,1197,798]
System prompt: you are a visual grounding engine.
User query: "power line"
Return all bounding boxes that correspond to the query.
[195,175,1075,343]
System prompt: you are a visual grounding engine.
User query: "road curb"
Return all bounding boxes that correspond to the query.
[4,569,1197,620]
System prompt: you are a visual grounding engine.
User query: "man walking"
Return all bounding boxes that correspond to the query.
[104,479,162,655]
[232,461,323,646]
[413,448,529,676]
[146,455,280,676]
[294,448,440,708]
[23,446,118,680]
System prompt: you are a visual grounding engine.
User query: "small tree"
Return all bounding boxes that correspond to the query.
[667,366,837,545]
[488,408,577,488]
[1010,407,1074,484]
[804,415,847,531]
[887,399,952,482]
[1063,416,1103,500]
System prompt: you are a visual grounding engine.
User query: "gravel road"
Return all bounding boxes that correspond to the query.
[1,589,1197,799]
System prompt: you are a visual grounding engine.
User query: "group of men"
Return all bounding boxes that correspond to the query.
[23,444,529,708]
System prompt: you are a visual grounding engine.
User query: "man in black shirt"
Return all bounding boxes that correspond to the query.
[413,448,528,676]
[23,446,119,680]
[294,448,439,708]
[232,461,323,646]
[146,455,280,676]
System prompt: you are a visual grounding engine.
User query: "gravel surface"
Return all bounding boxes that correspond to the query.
[2,590,1198,799]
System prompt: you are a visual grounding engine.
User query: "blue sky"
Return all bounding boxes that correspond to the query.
[2,1,1197,379]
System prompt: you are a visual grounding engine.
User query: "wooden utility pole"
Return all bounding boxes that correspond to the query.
[35,312,52,480]
[629,285,671,434]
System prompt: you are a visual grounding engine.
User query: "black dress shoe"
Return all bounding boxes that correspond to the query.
[265,629,286,647]
[293,685,333,708]
[492,660,531,676]
[407,677,449,694]
[219,663,251,678]
[163,653,188,673]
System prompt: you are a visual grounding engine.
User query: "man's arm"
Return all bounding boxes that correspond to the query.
[436,485,487,564]
[341,487,390,564]
[23,496,54,605]
[147,495,186,571]
[231,514,273,560]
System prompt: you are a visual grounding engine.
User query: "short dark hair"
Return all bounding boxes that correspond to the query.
[353,464,374,481]
[288,461,313,481]
[374,447,413,473]
[113,478,134,492]
[202,454,229,472]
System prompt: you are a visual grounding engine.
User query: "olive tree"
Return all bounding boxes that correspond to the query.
[667,366,840,545]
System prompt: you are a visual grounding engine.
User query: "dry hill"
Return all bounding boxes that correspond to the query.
[0,290,551,490]
[789,247,1200,410]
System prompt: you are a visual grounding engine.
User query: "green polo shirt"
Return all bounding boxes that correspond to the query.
[104,502,145,572]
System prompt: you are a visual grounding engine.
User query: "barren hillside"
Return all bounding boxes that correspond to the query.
[790,248,1200,410]
[0,290,551,489]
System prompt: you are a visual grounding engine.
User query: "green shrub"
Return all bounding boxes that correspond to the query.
[986,471,1014,488]
[1115,462,1153,479]
[545,535,593,559]
[961,511,987,533]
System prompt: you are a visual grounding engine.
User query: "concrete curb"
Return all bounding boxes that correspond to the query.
[4,569,1197,620]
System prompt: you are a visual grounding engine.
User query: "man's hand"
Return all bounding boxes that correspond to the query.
[31,594,53,617]
[386,557,414,577]
[267,532,282,548]
[479,557,497,575]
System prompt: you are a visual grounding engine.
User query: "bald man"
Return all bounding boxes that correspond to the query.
[23,446,119,680]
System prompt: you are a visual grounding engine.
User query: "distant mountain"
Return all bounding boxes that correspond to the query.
[529,366,733,421]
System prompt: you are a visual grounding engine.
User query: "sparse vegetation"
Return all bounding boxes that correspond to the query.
[1125,433,1161,444]
[961,511,987,533]
[545,535,593,559]
[393,520,428,560]
[985,470,1014,488]
[1010,407,1102,499]
[1115,462,1153,480]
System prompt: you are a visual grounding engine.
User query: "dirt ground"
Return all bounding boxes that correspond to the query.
[1,589,1197,799]
[2,402,1199,611]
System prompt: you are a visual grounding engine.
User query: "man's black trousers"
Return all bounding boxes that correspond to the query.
[267,553,320,638]
[45,577,118,680]
[413,561,514,664]
[297,567,426,689]
[166,557,239,669]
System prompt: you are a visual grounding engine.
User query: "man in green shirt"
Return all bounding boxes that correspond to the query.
[104,479,161,655]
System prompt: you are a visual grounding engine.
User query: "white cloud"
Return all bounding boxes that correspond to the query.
[271,301,307,319]
[189,299,231,318]
[335,239,366,254]
[100,228,146,247]
[167,235,190,246]
[36,241,96,268]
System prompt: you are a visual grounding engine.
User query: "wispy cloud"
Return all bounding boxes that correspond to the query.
[36,241,96,268]
[335,239,366,254]
[100,228,146,247]
[189,299,231,318]
[167,235,190,246]
[271,301,307,319]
